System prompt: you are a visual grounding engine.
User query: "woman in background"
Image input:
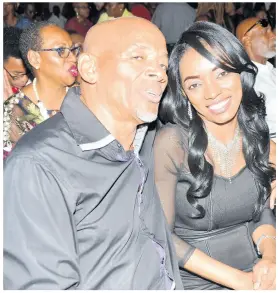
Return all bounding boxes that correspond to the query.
[97,3,133,23]
[65,3,93,37]
[4,21,79,158]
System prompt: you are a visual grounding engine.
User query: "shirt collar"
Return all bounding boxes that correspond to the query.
[253,60,274,71]
[61,86,148,153]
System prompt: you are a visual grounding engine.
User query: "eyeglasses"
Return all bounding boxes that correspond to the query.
[37,46,81,58]
[243,19,269,36]
[4,67,30,81]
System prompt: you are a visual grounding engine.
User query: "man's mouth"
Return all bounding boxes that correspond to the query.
[145,90,162,103]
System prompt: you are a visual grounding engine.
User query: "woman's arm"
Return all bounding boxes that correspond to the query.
[250,140,276,290]
[184,249,254,290]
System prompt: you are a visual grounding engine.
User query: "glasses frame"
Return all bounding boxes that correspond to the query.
[243,19,269,37]
[36,45,81,58]
[4,67,29,81]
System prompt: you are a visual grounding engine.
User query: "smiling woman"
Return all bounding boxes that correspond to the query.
[154,21,276,290]
[3,21,80,158]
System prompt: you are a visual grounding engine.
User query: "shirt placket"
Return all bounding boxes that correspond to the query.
[135,152,175,290]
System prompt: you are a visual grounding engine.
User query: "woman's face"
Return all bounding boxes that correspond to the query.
[179,47,242,125]
[76,3,90,19]
[105,3,124,18]
[35,26,78,86]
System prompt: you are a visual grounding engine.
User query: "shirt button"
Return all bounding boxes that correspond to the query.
[117,143,121,148]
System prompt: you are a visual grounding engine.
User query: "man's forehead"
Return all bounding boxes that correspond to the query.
[121,42,167,54]
[84,18,166,54]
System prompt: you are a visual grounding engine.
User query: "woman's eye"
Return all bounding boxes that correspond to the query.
[57,48,66,54]
[188,83,201,90]
[218,71,229,78]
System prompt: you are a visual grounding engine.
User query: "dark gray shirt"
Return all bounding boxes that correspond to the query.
[4,87,183,290]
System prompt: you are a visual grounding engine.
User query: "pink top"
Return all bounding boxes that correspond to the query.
[65,17,93,37]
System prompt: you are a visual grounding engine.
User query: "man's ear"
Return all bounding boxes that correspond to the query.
[27,50,41,70]
[78,53,98,84]
[242,35,252,50]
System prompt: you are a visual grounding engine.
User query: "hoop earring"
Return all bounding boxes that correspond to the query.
[188,100,193,120]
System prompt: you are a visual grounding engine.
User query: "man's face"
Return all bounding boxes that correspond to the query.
[4,57,29,89]
[250,22,276,59]
[4,3,13,17]
[97,30,168,124]
[25,4,35,20]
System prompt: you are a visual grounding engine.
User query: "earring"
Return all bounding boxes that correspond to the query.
[187,99,193,120]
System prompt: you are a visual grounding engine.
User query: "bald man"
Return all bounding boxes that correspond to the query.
[236,17,276,141]
[4,18,183,289]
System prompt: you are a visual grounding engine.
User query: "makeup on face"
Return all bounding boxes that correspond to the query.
[180,47,242,124]
[39,26,78,84]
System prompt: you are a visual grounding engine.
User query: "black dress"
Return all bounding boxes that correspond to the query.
[154,123,275,290]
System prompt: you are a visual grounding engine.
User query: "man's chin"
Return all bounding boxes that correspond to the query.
[265,49,276,59]
[136,110,158,124]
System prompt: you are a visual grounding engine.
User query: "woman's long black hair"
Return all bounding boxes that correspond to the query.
[159,21,275,222]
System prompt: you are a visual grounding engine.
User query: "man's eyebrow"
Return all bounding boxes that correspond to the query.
[128,44,168,56]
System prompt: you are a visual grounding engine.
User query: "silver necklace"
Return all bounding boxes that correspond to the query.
[32,78,68,120]
[207,124,241,183]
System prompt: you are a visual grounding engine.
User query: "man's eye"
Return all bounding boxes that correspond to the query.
[132,56,143,60]
[160,64,168,71]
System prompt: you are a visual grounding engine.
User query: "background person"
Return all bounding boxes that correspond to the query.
[236,17,276,142]
[3,21,79,157]
[97,3,133,23]
[65,3,93,37]
[48,5,67,28]
[4,27,29,101]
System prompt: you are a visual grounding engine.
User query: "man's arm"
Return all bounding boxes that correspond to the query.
[4,155,80,289]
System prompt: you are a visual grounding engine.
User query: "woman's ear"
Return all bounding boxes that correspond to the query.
[78,53,98,84]
[27,50,41,70]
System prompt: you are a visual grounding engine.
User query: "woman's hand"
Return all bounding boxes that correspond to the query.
[253,259,276,290]
[236,271,255,290]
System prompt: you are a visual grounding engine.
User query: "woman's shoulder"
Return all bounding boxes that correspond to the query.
[155,122,189,151]
[157,122,189,140]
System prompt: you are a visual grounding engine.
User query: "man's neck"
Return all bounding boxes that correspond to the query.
[81,94,138,151]
[248,50,267,65]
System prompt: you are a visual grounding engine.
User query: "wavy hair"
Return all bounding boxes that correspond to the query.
[159,21,275,221]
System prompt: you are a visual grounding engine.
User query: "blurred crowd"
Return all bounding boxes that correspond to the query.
[3,2,276,152]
